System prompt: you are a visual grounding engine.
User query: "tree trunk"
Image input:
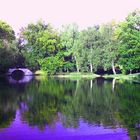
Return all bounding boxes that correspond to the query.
[90,62,93,73]
[66,68,69,73]
[90,48,93,73]
[130,69,132,74]
[77,65,79,72]
[3,39,8,48]
[112,60,116,75]
[74,56,79,72]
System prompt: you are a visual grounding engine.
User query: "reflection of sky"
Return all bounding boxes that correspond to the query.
[0,110,130,140]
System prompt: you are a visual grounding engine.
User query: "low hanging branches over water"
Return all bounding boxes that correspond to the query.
[0,10,140,75]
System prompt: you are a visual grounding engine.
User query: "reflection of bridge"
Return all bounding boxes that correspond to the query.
[8,75,33,84]
[8,68,33,76]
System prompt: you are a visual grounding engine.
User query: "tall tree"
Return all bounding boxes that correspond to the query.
[80,26,102,73]
[0,21,17,72]
[116,10,140,74]
[100,21,119,74]
[21,21,63,73]
[60,24,81,72]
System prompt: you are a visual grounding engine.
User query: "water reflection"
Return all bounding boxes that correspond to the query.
[7,76,33,84]
[0,77,139,140]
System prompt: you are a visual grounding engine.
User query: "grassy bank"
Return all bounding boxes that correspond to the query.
[34,71,100,78]
[103,73,140,83]
[34,71,140,83]
[53,72,100,79]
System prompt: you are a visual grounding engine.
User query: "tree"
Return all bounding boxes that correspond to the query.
[100,22,119,74]
[60,24,82,72]
[80,26,102,73]
[38,55,64,75]
[21,21,63,73]
[0,21,17,72]
[0,20,15,47]
[116,10,140,74]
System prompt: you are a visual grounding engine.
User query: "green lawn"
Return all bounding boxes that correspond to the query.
[53,72,100,79]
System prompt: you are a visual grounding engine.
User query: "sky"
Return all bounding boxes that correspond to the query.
[0,0,140,33]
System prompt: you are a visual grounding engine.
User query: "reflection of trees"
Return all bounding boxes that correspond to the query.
[22,94,59,130]
[115,81,140,139]
[61,79,120,128]
[0,77,31,128]
[0,79,18,128]
[23,78,120,129]
[0,77,140,139]
[21,78,76,130]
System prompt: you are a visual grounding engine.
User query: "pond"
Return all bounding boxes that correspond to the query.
[0,76,139,140]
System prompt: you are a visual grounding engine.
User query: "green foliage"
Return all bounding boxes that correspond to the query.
[117,10,140,73]
[60,24,81,72]
[100,22,119,71]
[0,46,17,71]
[21,21,63,71]
[0,20,15,42]
[80,26,102,71]
[0,10,140,75]
[38,55,64,75]
[0,21,17,72]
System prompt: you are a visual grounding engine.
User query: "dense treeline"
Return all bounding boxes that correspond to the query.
[0,10,140,75]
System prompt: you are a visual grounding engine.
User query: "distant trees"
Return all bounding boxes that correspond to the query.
[59,24,119,74]
[0,10,139,75]
[100,22,119,74]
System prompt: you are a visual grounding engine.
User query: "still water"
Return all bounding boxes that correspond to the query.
[0,76,140,140]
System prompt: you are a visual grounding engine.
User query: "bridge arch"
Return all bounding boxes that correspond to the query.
[8,68,33,76]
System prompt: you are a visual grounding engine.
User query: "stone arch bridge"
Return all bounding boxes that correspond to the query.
[8,68,33,76]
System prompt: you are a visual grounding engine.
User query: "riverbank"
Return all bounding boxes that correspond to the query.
[53,72,100,79]
[53,72,140,83]
[35,71,100,79]
[102,73,140,83]
[8,70,139,83]
[35,70,140,83]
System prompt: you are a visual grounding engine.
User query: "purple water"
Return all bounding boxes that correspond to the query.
[0,110,130,140]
